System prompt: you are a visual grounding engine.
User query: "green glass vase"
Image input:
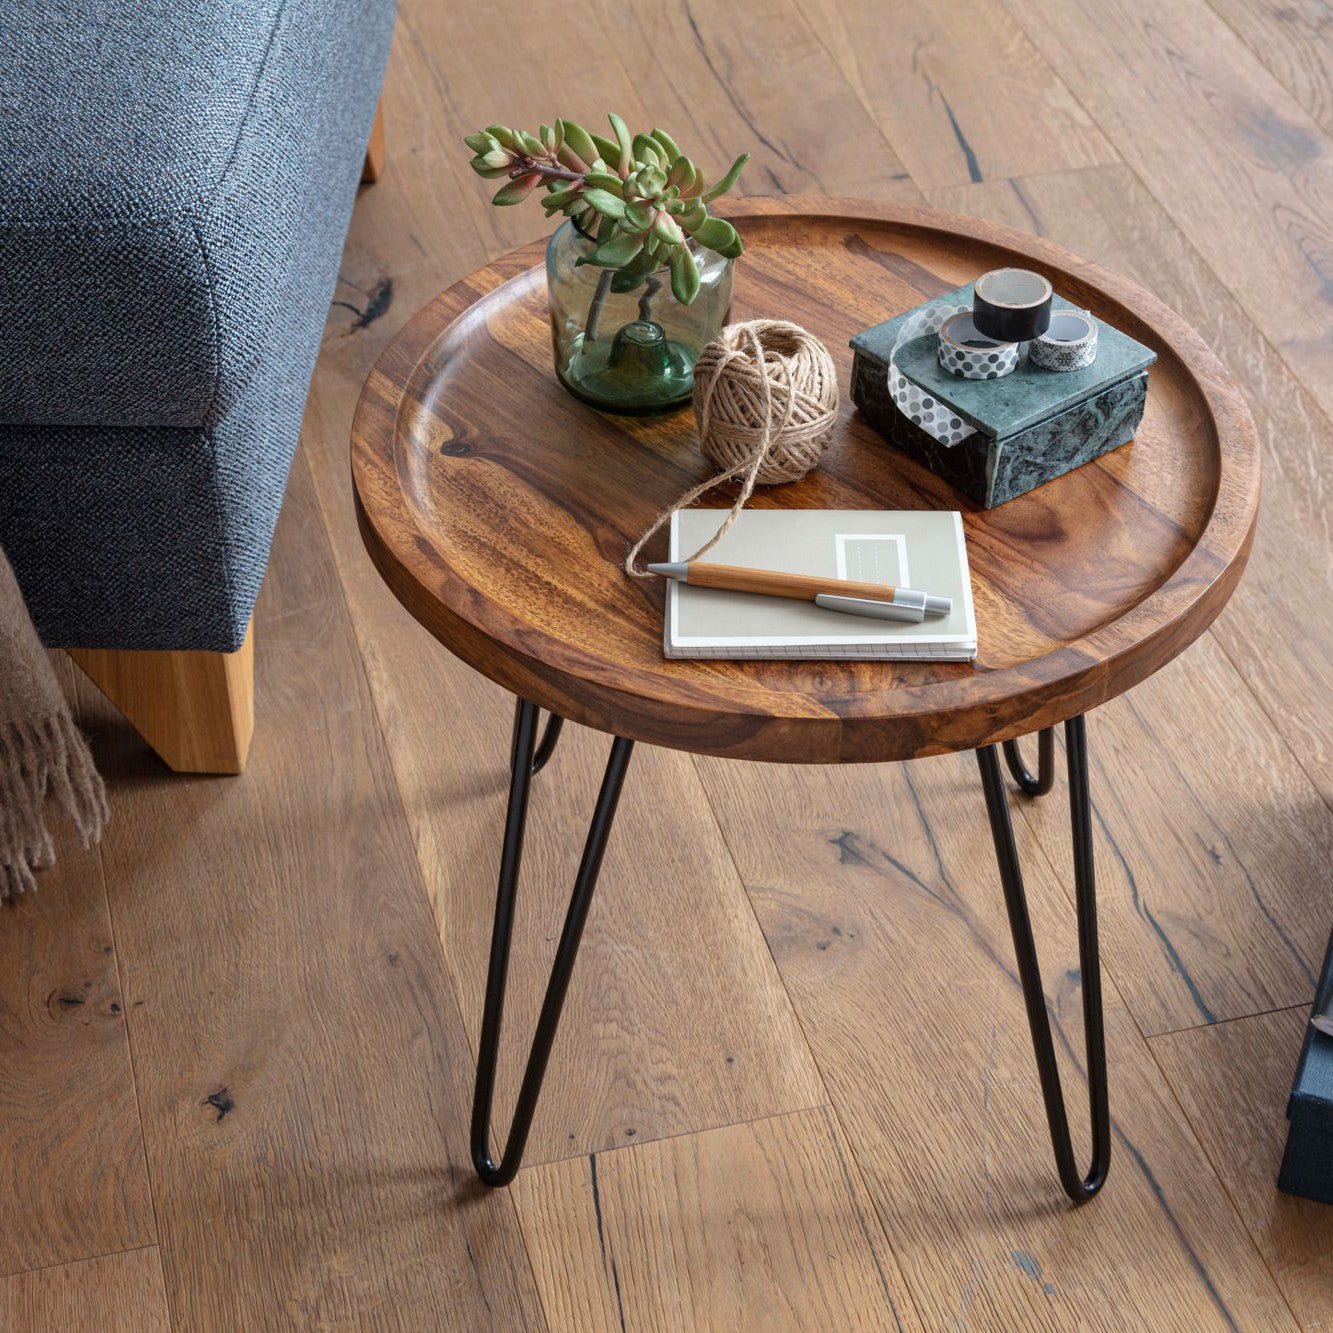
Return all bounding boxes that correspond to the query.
[545,220,734,416]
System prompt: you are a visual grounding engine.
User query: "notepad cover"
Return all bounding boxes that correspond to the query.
[665,509,977,661]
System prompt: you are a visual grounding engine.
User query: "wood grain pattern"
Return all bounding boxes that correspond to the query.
[1152,1007,1333,1331]
[1005,0,1333,428]
[83,453,545,1329]
[683,561,913,602]
[694,745,1298,1330]
[352,199,1260,764]
[70,631,254,775]
[0,662,154,1276]
[1207,0,1333,139]
[803,0,1120,188]
[0,1247,170,1333]
[512,1107,924,1331]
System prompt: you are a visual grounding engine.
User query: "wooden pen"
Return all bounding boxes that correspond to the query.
[647,560,952,623]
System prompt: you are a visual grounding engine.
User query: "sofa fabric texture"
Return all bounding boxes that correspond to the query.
[0,0,394,650]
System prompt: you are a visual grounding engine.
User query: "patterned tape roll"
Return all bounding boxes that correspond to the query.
[936,311,1020,380]
[887,300,976,446]
[1029,309,1098,372]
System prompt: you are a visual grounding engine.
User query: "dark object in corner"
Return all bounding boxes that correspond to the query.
[1278,924,1333,1204]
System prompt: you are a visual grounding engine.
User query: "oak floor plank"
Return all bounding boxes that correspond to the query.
[0,656,154,1278]
[81,451,545,1330]
[1207,0,1333,140]
[803,0,1120,189]
[1152,1007,1333,1331]
[0,1246,170,1333]
[590,0,916,199]
[694,748,1297,1330]
[1004,0,1333,430]
[1016,640,1331,1037]
[512,1106,925,1332]
[929,162,1333,810]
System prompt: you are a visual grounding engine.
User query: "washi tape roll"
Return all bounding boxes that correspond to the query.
[1029,309,1098,372]
[936,311,1020,380]
[972,268,1053,343]
[887,300,976,447]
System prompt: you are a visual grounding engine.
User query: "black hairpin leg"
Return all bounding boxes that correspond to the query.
[472,699,633,1187]
[1002,727,1055,796]
[977,716,1111,1202]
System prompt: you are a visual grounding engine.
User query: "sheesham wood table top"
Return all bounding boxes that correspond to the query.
[351,197,1260,765]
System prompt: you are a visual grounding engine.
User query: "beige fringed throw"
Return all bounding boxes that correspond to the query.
[0,547,107,899]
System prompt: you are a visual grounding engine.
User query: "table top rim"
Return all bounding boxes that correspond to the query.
[350,196,1261,763]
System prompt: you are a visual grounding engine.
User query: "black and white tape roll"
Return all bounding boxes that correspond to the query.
[1029,309,1098,372]
[972,267,1053,343]
[936,311,1020,380]
[887,300,976,446]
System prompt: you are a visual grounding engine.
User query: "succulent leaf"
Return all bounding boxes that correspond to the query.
[651,128,681,160]
[690,215,743,258]
[652,211,684,246]
[581,187,627,218]
[669,245,701,304]
[583,171,625,195]
[558,120,599,168]
[485,125,521,150]
[541,182,584,212]
[590,133,623,167]
[607,112,634,173]
[580,229,647,268]
[632,133,663,167]
[702,153,750,203]
[464,132,493,154]
[492,172,540,206]
[624,200,655,231]
[666,155,693,191]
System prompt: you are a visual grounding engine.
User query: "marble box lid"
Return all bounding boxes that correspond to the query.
[850,283,1157,440]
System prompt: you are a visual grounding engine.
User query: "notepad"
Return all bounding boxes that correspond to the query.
[664,509,977,661]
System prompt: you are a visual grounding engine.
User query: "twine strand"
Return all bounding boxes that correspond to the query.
[625,319,838,577]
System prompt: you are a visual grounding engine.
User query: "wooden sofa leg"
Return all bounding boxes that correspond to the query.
[361,100,386,183]
[69,627,255,775]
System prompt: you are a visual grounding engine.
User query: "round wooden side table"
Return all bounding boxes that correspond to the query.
[351,198,1260,1199]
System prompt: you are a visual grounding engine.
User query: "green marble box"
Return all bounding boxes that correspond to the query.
[850,285,1157,508]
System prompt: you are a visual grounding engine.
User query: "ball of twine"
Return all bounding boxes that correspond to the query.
[626,319,839,576]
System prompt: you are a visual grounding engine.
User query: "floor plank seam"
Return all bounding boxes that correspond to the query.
[512,1098,835,1178]
[1149,1001,1314,1045]
[1202,625,1333,826]
[0,1243,160,1289]
[1141,1027,1306,1331]
[70,676,177,1330]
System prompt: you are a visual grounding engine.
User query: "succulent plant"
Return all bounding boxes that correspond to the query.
[464,114,748,305]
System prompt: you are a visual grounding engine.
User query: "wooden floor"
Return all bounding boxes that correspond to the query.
[5,0,1333,1328]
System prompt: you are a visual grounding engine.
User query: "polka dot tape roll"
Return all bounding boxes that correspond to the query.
[1029,309,1099,372]
[886,300,975,447]
[936,311,1020,380]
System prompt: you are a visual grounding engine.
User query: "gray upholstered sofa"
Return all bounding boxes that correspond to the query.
[0,0,394,771]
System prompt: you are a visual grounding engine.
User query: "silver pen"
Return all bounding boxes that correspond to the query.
[648,560,952,623]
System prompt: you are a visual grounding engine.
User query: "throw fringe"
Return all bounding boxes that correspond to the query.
[0,713,108,901]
